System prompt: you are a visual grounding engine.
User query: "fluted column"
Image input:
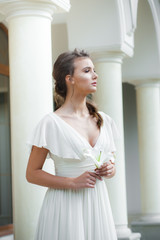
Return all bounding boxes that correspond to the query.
[136,82,160,220]
[0,1,70,240]
[93,52,141,240]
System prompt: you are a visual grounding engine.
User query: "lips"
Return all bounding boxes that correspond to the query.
[91,82,97,86]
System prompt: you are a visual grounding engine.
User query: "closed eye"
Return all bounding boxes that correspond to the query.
[83,67,95,73]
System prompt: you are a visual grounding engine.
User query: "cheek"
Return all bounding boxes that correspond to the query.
[76,75,90,86]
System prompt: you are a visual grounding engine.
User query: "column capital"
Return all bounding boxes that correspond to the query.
[90,48,126,64]
[0,0,70,21]
[134,79,160,90]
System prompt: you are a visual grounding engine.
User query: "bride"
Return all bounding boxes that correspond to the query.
[26,49,118,240]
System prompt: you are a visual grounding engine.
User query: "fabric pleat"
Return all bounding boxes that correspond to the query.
[35,181,117,240]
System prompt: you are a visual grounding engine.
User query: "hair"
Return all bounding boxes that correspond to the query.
[53,49,103,129]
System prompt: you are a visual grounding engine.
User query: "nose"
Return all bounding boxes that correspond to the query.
[93,71,98,79]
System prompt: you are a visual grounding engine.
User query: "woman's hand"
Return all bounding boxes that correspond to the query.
[95,161,116,179]
[71,171,102,190]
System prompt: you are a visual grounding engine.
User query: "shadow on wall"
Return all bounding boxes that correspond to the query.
[123,83,141,224]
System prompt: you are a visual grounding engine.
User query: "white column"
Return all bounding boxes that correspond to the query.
[0,1,70,240]
[93,52,141,240]
[136,82,160,221]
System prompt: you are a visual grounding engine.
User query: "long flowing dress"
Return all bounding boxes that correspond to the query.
[27,111,119,240]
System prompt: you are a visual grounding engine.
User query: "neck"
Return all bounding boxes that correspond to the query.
[62,94,89,116]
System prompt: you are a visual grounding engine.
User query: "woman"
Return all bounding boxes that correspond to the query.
[26,49,119,240]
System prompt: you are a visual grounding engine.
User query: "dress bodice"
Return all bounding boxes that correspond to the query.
[52,154,95,177]
[27,111,120,177]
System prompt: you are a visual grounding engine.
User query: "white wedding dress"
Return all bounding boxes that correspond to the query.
[27,111,119,240]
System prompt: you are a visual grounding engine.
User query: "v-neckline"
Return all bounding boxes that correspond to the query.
[51,112,102,149]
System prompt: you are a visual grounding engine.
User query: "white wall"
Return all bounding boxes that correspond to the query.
[123,0,160,82]
[66,0,120,50]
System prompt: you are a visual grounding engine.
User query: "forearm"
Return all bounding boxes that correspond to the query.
[26,169,74,190]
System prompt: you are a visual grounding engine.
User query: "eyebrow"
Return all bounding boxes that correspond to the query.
[82,66,95,70]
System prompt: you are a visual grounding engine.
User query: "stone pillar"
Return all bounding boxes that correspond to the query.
[93,52,141,240]
[0,1,70,240]
[131,82,160,239]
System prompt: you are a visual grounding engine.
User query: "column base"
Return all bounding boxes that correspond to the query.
[118,234,141,240]
[116,225,141,240]
[131,215,160,240]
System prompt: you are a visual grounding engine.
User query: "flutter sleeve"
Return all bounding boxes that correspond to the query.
[26,113,77,159]
[26,114,54,159]
[100,112,120,153]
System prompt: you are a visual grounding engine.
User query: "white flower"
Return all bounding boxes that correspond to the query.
[83,149,116,168]
[83,149,102,168]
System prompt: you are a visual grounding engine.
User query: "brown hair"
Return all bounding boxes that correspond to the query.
[53,49,103,129]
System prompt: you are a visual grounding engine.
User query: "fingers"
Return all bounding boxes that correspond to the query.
[89,172,102,181]
[74,170,103,190]
[88,180,96,186]
[89,175,96,183]
[86,183,95,188]
[84,171,102,189]
[85,173,96,188]
[95,162,115,177]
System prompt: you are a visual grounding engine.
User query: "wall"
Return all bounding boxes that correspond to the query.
[51,22,69,63]
[122,83,141,219]
[123,0,160,82]
[66,0,120,50]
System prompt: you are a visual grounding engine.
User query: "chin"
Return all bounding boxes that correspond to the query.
[90,88,97,93]
[84,87,97,96]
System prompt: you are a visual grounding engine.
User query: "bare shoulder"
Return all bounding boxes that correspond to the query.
[54,107,70,119]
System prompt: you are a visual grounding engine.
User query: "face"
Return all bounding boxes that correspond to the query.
[71,57,98,95]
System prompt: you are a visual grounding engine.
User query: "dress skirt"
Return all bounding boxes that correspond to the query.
[35,180,117,240]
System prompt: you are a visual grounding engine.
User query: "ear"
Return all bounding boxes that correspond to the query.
[65,75,74,84]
